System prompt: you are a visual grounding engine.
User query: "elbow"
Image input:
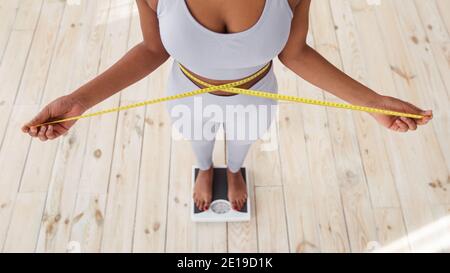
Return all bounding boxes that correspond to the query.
[278,45,311,69]
[140,41,170,60]
[278,49,295,68]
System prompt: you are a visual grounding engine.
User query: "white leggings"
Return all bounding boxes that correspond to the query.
[165,61,278,173]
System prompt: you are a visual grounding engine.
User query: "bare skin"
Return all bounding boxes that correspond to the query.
[194,165,214,211]
[227,169,248,211]
[22,0,433,212]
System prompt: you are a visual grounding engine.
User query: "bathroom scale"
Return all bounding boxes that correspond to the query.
[191,166,251,222]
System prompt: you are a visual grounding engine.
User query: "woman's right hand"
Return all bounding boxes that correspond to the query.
[21,95,88,141]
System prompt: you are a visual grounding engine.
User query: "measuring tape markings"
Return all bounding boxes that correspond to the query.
[36,62,423,127]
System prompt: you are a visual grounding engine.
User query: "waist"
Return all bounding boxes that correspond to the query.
[178,61,273,97]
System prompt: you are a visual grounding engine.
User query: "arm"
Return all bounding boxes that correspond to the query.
[23,0,169,140]
[278,0,432,132]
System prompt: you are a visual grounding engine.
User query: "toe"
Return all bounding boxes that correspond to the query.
[241,198,246,208]
[238,200,244,210]
[232,200,238,211]
[204,199,211,211]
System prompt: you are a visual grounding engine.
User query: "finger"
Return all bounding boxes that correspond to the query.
[21,124,30,133]
[417,110,433,125]
[30,126,39,137]
[46,125,56,140]
[52,124,68,137]
[389,120,400,131]
[38,126,48,141]
[396,119,408,133]
[422,110,433,117]
[400,117,417,131]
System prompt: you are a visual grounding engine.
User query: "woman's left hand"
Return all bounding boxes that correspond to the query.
[365,95,433,133]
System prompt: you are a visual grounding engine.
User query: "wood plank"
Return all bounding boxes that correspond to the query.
[255,186,289,252]
[397,205,450,252]
[414,0,449,43]
[316,0,377,252]
[0,105,38,250]
[77,0,133,198]
[165,137,197,252]
[282,183,320,253]
[61,0,111,254]
[69,193,107,253]
[299,2,351,253]
[350,0,437,251]
[100,0,148,253]
[396,0,450,172]
[133,65,171,253]
[0,0,20,62]
[430,204,450,252]
[275,59,321,253]
[0,0,43,142]
[297,78,350,252]
[15,0,66,105]
[0,0,43,104]
[3,193,46,253]
[415,0,450,98]
[330,0,401,209]
[351,1,424,221]
[13,0,66,194]
[248,138,282,187]
[227,184,258,252]
[435,0,450,34]
[13,0,44,31]
[19,0,94,193]
[35,0,110,253]
[378,0,449,206]
[372,208,410,252]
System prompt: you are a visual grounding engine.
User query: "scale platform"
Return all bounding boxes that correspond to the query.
[191,166,250,222]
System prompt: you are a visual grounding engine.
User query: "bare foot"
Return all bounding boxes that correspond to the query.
[227,168,248,211]
[193,166,214,211]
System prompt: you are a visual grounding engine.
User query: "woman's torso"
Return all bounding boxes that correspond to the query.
[156,0,294,95]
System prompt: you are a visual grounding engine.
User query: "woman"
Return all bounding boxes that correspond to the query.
[21,0,432,212]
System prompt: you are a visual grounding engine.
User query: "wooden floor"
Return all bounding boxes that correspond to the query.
[0,0,449,253]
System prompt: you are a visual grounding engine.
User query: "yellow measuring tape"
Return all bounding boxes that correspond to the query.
[36,62,423,127]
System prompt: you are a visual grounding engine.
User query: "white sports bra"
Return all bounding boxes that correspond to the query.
[157,0,294,80]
